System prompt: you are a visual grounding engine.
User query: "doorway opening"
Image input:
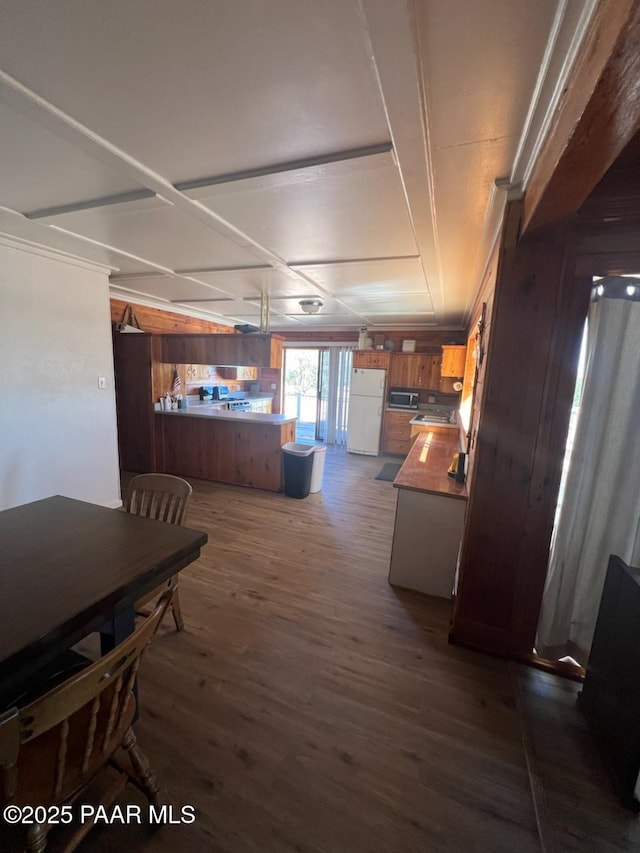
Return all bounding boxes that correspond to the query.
[283,347,353,443]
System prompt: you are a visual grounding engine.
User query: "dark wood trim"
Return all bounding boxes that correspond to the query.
[516,652,585,683]
[510,257,592,655]
[524,0,640,232]
[448,617,512,658]
[451,204,590,658]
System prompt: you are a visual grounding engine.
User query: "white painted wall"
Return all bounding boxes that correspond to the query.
[0,237,121,510]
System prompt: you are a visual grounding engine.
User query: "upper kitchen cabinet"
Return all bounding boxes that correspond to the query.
[218,365,259,380]
[352,350,391,370]
[389,354,441,389]
[161,334,283,369]
[441,345,466,378]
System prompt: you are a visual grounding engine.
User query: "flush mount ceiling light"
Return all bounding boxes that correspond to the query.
[299,298,324,314]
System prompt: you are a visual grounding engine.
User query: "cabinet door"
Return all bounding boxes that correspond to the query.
[389,355,417,386]
[423,355,442,389]
[441,346,466,377]
[353,350,390,370]
[390,354,438,388]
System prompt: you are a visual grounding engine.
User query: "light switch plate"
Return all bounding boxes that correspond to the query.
[98,376,107,389]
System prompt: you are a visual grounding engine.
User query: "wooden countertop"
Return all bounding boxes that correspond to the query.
[393,430,467,501]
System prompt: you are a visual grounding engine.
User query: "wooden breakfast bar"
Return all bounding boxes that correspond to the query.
[155,407,296,492]
[388,429,468,599]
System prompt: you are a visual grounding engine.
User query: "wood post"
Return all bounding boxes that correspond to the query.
[450,201,592,656]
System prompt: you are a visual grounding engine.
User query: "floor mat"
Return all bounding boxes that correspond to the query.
[374,462,402,481]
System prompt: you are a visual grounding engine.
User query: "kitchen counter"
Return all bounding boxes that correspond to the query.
[156,407,295,425]
[386,406,458,426]
[388,430,467,599]
[393,430,466,499]
[154,407,296,491]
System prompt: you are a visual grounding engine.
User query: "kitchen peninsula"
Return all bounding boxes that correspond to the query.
[388,429,467,599]
[155,405,295,492]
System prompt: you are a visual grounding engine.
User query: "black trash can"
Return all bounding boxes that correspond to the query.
[282,442,315,498]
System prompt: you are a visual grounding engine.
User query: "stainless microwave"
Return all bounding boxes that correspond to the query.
[389,390,418,409]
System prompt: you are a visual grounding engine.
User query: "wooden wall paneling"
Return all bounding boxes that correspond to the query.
[281,330,465,351]
[524,0,640,232]
[110,299,235,335]
[259,368,282,414]
[112,333,155,473]
[451,204,585,657]
[156,415,294,491]
[510,263,592,654]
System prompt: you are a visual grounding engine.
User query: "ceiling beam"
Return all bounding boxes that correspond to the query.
[174,143,393,192]
[523,0,640,233]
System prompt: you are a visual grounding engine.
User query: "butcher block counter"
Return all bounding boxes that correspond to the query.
[154,408,296,492]
[388,430,468,599]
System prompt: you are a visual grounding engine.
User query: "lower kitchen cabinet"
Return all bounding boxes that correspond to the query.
[388,431,467,599]
[382,410,415,455]
[389,489,466,598]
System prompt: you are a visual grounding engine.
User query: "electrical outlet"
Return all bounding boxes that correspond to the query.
[270,383,277,390]
[98,376,107,389]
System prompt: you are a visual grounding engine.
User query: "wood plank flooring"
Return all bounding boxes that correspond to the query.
[43,449,640,851]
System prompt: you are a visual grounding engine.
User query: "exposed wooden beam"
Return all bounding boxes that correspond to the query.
[523,0,640,233]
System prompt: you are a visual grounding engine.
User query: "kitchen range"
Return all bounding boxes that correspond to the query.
[198,385,252,410]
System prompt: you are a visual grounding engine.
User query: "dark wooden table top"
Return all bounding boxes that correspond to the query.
[0,495,207,703]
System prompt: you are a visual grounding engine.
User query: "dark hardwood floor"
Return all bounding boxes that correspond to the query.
[63,449,640,850]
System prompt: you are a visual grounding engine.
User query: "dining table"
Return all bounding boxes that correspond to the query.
[0,495,208,708]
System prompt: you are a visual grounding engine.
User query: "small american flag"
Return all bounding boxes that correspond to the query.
[172,367,181,394]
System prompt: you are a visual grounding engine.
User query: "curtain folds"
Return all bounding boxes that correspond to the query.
[314,346,353,445]
[537,277,640,665]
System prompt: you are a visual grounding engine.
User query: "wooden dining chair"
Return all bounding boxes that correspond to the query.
[0,588,174,853]
[126,473,193,631]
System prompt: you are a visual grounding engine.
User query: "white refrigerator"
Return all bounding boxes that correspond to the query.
[347,367,386,455]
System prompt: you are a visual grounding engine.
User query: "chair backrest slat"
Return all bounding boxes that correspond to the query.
[81,695,101,775]
[126,474,192,528]
[2,589,173,751]
[103,674,124,754]
[54,717,69,798]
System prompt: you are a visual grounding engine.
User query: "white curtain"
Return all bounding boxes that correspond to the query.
[317,347,353,445]
[537,277,640,665]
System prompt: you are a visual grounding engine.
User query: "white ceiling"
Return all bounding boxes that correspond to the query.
[0,0,595,331]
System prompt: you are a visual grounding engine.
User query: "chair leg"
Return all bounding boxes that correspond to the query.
[26,824,47,852]
[122,727,160,807]
[171,588,184,632]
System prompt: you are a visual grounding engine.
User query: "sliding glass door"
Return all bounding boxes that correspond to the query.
[284,346,353,444]
[316,347,352,444]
